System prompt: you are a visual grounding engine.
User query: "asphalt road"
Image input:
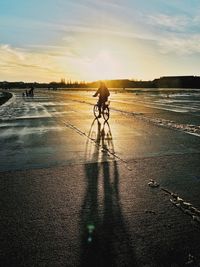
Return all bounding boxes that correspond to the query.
[0,90,200,267]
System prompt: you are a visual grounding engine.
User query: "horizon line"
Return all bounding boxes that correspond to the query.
[0,75,199,84]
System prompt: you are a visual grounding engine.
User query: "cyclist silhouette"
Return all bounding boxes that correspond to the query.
[93,82,110,118]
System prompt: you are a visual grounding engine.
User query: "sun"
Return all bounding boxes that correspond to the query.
[87,50,120,81]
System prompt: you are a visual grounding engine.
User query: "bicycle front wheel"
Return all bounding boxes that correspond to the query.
[103,107,109,121]
[93,104,99,118]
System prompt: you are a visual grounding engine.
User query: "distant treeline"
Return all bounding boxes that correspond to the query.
[1,76,200,89]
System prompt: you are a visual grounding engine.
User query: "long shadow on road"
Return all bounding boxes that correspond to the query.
[80,119,137,267]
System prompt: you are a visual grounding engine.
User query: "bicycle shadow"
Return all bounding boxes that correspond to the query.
[80,118,137,266]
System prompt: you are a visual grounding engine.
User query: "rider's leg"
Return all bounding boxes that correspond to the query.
[102,101,106,110]
[98,101,102,117]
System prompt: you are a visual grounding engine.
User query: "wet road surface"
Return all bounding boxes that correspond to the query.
[0,90,200,266]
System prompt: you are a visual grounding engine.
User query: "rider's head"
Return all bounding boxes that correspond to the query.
[100,81,106,87]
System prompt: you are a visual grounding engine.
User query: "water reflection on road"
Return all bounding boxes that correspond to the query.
[81,119,137,266]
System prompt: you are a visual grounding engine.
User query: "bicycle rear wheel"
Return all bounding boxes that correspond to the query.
[93,104,99,118]
[103,106,109,121]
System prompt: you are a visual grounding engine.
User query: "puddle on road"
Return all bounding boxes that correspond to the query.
[0,125,64,138]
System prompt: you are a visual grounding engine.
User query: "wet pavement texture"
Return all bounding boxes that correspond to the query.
[0,89,200,267]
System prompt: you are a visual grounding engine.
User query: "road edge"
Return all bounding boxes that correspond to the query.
[0,91,13,107]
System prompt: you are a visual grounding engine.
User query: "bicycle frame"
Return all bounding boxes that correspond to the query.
[93,101,110,121]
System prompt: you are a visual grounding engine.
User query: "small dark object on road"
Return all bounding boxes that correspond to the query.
[148,179,160,188]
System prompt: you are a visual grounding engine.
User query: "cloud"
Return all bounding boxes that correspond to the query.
[148,14,189,31]
[26,44,79,58]
[142,12,200,55]
[158,34,200,55]
[0,44,26,60]
[193,13,200,24]
[61,23,157,46]
[0,44,67,82]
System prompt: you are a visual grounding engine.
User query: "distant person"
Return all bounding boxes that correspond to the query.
[29,86,34,97]
[93,81,110,118]
[25,89,29,97]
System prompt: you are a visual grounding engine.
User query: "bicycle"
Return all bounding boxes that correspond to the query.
[93,101,110,121]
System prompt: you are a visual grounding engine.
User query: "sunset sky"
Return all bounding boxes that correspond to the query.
[1,0,200,82]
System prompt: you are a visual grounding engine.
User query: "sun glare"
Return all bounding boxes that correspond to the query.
[87,50,120,81]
